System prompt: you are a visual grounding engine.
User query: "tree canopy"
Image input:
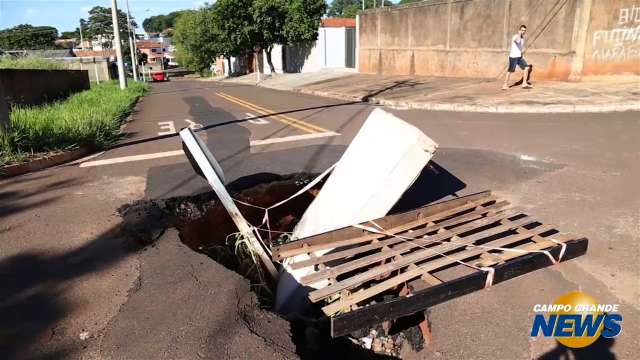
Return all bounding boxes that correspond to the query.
[173,0,326,73]
[142,11,188,34]
[0,24,58,50]
[327,0,394,18]
[83,6,136,44]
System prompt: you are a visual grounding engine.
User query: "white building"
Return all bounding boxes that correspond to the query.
[221,18,357,76]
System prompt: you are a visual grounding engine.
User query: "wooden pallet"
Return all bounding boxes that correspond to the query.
[272,191,588,337]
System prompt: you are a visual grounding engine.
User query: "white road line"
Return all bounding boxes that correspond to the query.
[80,132,340,167]
[250,132,339,146]
[79,150,184,168]
[247,112,269,125]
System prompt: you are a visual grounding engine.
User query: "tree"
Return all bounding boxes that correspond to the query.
[82,6,136,63]
[283,0,326,43]
[251,0,287,73]
[327,0,394,18]
[212,0,254,64]
[173,0,326,74]
[60,30,79,39]
[399,0,422,4]
[173,9,219,73]
[0,24,58,50]
[143,11,188,34]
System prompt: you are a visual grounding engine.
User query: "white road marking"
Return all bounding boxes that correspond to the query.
[246,112,269,125]
[250,132,339,146]
[79,132,340,167]
[185,118,203,130]
[157,121,176,135]
[79,150,184,168]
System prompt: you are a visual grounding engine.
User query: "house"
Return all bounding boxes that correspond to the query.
[266,18,357,74]
[220,18,357,76]
[136,40,167,65]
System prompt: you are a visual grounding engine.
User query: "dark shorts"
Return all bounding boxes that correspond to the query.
[508,57,529,72]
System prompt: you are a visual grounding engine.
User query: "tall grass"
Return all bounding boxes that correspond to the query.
[0,56,65,70]
[1,81,148,165]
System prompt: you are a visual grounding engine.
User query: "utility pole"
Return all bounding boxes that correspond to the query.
[111,0,127,89]
[79,20,84,50]
[125,0,138,81]
[362,0,365,11]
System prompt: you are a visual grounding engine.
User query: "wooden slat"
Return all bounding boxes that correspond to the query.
[289,200,510,270]
[302,209,522,287]
[321,225,568,315]
[272,192,497,259]
[329,237,588,337]
[308,214,535,302]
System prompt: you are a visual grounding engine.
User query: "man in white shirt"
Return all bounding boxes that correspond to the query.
[503,25,533,90]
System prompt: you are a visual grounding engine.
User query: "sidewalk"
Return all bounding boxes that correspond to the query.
[223,71,640,113]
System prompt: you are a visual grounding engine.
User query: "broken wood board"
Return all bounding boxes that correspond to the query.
[272,191,588,336]
[180,128,278,280]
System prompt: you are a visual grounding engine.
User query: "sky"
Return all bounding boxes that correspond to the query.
[0,0,211,33]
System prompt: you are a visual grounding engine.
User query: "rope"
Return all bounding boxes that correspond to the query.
[232,163,337,243]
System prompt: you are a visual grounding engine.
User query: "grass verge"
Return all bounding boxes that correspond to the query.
[1,81,148,166]
[0,56,65,70]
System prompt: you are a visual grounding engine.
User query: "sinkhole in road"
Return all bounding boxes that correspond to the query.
[121,172,322,307]
[118,171,433,358]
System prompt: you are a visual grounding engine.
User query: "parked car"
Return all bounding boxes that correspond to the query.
[151,71,169,82]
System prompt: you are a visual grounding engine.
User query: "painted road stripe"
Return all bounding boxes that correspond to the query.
[79,150,184,168]
[246,112,269,125]
[250,132,339,146]
[217,92,317,133]
[79,132,341,167]
[216,92,330,134]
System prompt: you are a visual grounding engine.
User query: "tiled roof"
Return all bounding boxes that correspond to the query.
[136,40,163,49]
[73,49,115,57]
[321,18,356,28]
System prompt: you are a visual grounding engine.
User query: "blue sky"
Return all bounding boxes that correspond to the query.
[0,0,211,33]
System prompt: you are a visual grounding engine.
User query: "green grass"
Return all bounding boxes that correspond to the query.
[1,81,148,165]
[0,56,65,70]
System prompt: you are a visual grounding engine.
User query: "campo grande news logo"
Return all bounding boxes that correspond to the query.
[530,291,622,348]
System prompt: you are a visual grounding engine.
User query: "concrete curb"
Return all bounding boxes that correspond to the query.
[295,88,640,114]
[0,146,93,179]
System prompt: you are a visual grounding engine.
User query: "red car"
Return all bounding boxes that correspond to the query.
[151,71,168,82]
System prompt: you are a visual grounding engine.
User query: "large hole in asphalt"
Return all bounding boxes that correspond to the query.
[117,167,461,358]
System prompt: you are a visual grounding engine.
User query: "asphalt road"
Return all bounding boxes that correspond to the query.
[1,79,638,359]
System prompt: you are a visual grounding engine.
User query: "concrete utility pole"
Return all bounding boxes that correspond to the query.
[111,0,127,89]
[125,0,138,81]
[79,20,85,50]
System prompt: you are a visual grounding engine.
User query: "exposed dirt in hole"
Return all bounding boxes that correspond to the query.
[117,172,430,358]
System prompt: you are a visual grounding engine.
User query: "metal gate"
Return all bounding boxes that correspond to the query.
[345,28,356,68]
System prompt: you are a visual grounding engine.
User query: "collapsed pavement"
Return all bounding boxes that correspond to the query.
[115,108,588,359]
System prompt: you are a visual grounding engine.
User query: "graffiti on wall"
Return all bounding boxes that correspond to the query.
[591,4,640,61]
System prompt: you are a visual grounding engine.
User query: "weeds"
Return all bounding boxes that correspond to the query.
[225,232,273,305]
[1,81,148,165]
[0,56,65,70]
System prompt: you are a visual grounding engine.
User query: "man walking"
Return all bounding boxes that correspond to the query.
[503,25,533,90]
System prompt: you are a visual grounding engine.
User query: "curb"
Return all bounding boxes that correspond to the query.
[295,88,640,114]
[0,146,93,179]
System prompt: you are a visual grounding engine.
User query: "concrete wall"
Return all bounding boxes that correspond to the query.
[282,27,353,73]
[358,0,640,79]
[55,58,112,83]
[582,0,640,75]
[0,69,90,108]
